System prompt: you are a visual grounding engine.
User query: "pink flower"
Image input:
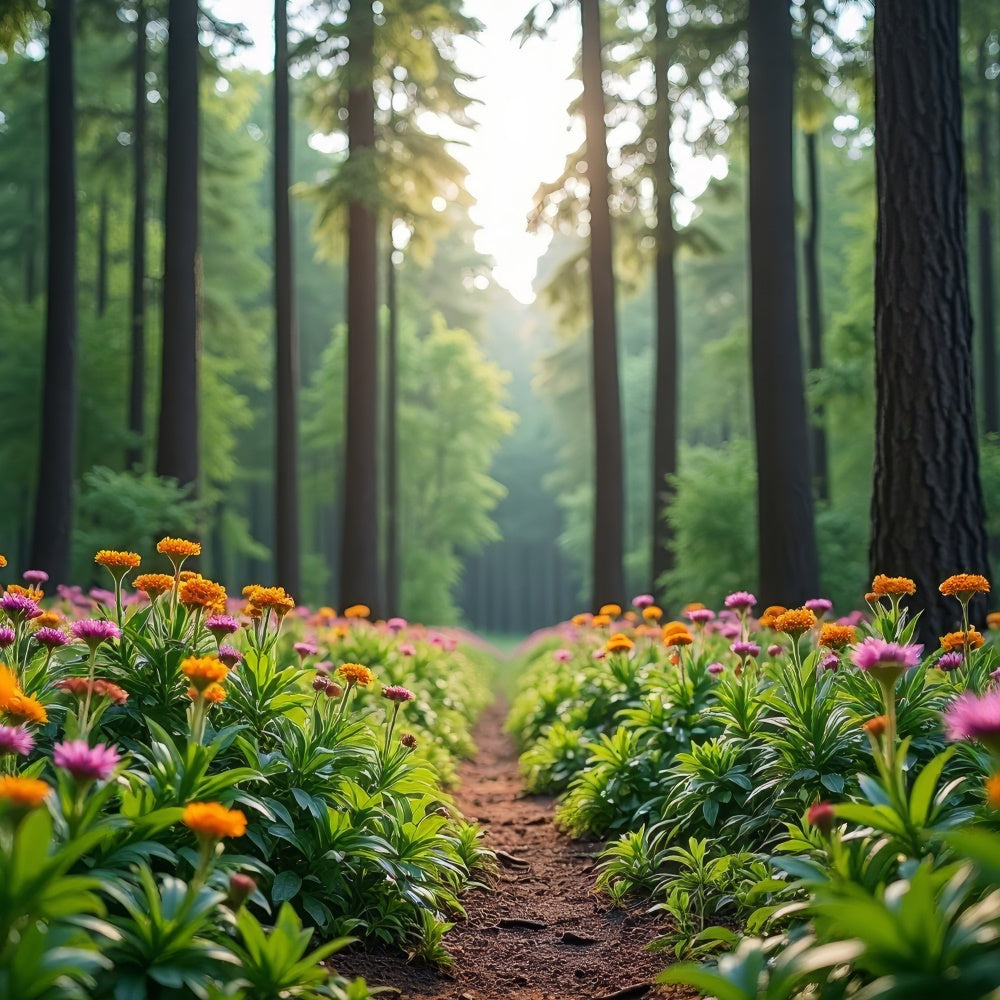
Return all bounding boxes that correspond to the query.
[0,725,33,756]
[398,643,416,657]
[686,608,714,625]
[383,685,415,703]
[767,644,782,657]
[0,626,15,648]
[34,627,68,649]
[707,662,725,676]
[850,637,922,672]
[206,614,240,639]
[724,591,757,613]
[720,623,741,640]
[0,593,42,622]
[386,617,408,632]
[937,651,964,672]
[218,645,243,668]
[820,652,839,671]
[294,641,319,660]
[631,594,655,609]
[71,619,120,650]
[943,691,1000,750]
[804,598,833,615]
[592,648,607,660]
[23,570,49,585]
[553,648,573,663]
[807,801,835,836]
[730,641,760,659]
[53,740,120,782]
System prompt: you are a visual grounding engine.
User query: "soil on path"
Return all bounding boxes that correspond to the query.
[334,700,689,1000]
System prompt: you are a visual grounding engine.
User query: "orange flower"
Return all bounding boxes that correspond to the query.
[774,608,818,637]
[683,602,706,612]
[0,664,20,709]
[195,683,227,704]
[344,604,371,619]
[157,537,202,559]
[988,612,1000,630]
[570,613,591,627]
[591,614,611,628]
[605,633,634,654]
[94,550,141,570]
[642,605,663,622]
[182,801,247,840]
[33,612,62,629]
[181,656,230,692]
[940,629,985,653]
[4,692,48,725]
[871,574,916,597]
[986,774,1000,809]
[133,573,176,599]
[759,605,787,628]
[5,584,44,603]
[662,622,693,647]
[338,663,375,687]
[244,586,296,619]
[939,574,990,601]
[818,623,856,650]
[598,603,622,618]
[0,554,6,568]
[863,715,889,737]
[179,576,227,613]
[624,611,638,623]
[0,775,50,809]
[864,592,878,604]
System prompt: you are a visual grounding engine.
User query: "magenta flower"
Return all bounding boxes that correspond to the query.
[386,617,408,632]
[820,652,839,671]
[294,641,319,660]
[218,645,243,668]
[553,648,573,663]
[312,674,330,692]
[943,691,1000,753]
[34,627,68,649]
[807,801,835,836]
[724,591,757,613]
[53,740,121,782]
[937,651,964,672]
[0,593,42,622]
[205,614,240,638]
[850,638,923,672]
[767,644,782,657]
[805,598,833,615]
[0,725,34,756]
[88,588,116,608]
[382,685,415,703]
[720,623,742,640]
[0,626,15,648]
[632,594,655,609]
[686,608,715,625]
[23,570,49,585]
[731,641,761,659]
[398,642,416,657]
[707,662,725,676]
[71,618,120,651]
[592,648,607,660]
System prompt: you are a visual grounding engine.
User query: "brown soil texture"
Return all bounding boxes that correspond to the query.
[333,700,691,1000]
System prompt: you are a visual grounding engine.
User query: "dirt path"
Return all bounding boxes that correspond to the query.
[335,700,683,1000]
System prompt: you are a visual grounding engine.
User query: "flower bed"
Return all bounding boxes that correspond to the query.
[509,583,1000,993]
[0,542,494,998]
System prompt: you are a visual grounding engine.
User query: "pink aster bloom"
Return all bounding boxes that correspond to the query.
[53,740,121,782]
[767,644,782,657]
[0,725,34,756]
[294,641,319,660]
[850,637,922,672]
[88,588,116,608]
[71,619,121,650]
[805,598,833,615]
[218,645,243,668]
[553,648,573,663]
[707,662,725,676]
[686,608,714,625]
[34,627,68,649]
[731,641,761,659]
[386,617,408,632]
[944,691,1000,753]
[205,614,240,639]
[592,648,607,660]
[0,626,15,648]
[724,591,757,613]
[23,570,49,585]
[720,623,741,640]
[937,651,964,672]
[632,594,655,609]
[820,652,839,671]
[399,642,417,657]
[383,685,415,703]
[0,593,42,622]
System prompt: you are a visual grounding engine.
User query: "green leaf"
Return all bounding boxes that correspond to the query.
[271,871,303,903]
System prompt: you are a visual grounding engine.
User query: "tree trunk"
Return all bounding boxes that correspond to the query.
[30,0,78,586]
[274,0,300,594]
[747,0,819,606]
[651,0,678,593]
[803,128,828,502]
[339,0,382,614]
[96,188,108,317]
[156,0,200,489]
[127,0,147,471]
[871,0,990,641]
[580,0,625,609]
[385,230,400,615]
[977,40,997,435]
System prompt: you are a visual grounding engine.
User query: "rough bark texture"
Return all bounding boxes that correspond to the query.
[871,0,990,640]
[385,236,400,616]
[581,0,625,609]
[274,0,300,595]
[803,129,828,503]
[339,0,383,615]
[651,0,679,593]
[977,42,997,435]
[156,0,200,489]
[31,0,78,587]
[747,0,819,607]
[127,0,147,471]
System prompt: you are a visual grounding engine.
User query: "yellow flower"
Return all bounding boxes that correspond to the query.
[344,604,371,619]
[598,603,622,618]
[774,607,818,637]
[642,605,663,622]
[4,693,48,725]
[818,623,856,650]
[0,775,50,809]
[871,574,916,597]
[134,573,176,599]
[940,629,984,653]
[181,656,230,692]
[179,576,228,614]
[157,537,202,559]
[182,801,247,840]
[338,663,375,687]
[605,632,634,654]
[939,574,990,601]
[94,550,141,570]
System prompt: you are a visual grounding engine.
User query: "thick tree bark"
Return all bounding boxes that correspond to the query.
[31,0,78,586]
[127,0,147,471]
[274,0,300,594]
[977,41,997,435]
[156,0,200,489]
[871,0,990,641]
[385,232,400,615]
[96,189,108,317]
[651,0,678,592]
[747,0,819,606]
[803,128,828,502]
[339,0,383,614]
[580,0,625,609]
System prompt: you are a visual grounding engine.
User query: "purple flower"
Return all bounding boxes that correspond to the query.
[0,593,42,621]
[71,619,121,649]
[632,594,655,609]
[731,641,761,659]
[720,623,741,640]
[592,648,607,660]
[386,617,408,632]
[937,651,964,672]
[805,598,833,615]
[767,644,782,657]
[312,674,330,692]
[218,645,243,668]
[294,641,319,660]
[707,661,725,676]
[53,740,121,782]
[820,652,839,671]
[850,637,923,672]
[205,614,240,638]
[23,570,49,585]
[686,608,714,625]
[383,685,415,703]
[724,591,757,613]
[0,725,34,756]
[33,627,68,649]
[943,691,1000,751]
[399,642,416,657]
[0,626,15,648]
[553,648,573,663]
[88,588,116,608]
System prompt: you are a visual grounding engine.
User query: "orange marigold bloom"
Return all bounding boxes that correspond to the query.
[624,611,638,623]
[133,573,176,599]
[0,775,50,809]
[179,576,227,613]
[774,607,818,636]
[0,554,6,568]
[759,605,787,628]
[986,774,1000,809]
[0,664,20,708]
[863,715,889,737]
[4,693,48,725]
[157,537,202,558]
[662,622,693,646]
[245,586,296,619]
[598,603,622,618]
[94,550,141,570]
[570,613,591,627]
[871,574,916,597]
[642,605,663,622]
[5,584,44,602]
[33,612,62,629]
[940,629,985,653]
[591,614,611,628]
[864,592,878,604]
[819,623,856,650]
[683,603,706,612]
[605,632,634,654]
[182,801,247,840]
[939,574,991,600]
[344,604,371,619]
[181,656,230,692]
[191,683,227,704]
[988,611,1000,630]
[338,662,375,687]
